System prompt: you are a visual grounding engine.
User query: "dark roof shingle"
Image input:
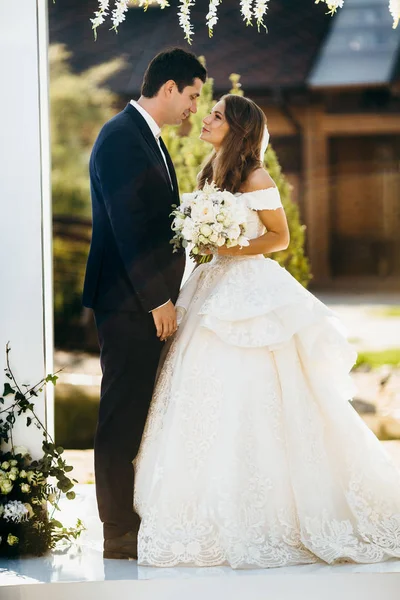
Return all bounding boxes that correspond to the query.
[48,0,334,95]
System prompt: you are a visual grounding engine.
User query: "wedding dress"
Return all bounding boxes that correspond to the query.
[134,187,400,569]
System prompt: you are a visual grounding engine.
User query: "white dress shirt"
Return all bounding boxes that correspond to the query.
[130,100,173,188]
[130,100,172,312]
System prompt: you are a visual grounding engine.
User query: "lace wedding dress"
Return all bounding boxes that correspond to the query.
[134,187,400,569]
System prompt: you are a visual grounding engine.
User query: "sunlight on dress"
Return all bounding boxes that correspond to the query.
[134,188,400,569]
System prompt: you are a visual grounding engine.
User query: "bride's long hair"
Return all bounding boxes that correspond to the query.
[197,94,267,194]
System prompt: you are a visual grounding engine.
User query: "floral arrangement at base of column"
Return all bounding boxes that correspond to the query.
[0,344,84,558]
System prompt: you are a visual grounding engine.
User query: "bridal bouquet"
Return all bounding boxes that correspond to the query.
[171,182,249,255]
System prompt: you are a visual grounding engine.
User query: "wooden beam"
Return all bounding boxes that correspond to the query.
[323,113,400,136]
[302,105,331,283]
[261,106,299,137]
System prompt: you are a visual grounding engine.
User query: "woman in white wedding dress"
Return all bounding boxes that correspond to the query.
[134,94,400,569]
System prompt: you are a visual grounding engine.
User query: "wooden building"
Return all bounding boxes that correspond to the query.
[49,0,400,286]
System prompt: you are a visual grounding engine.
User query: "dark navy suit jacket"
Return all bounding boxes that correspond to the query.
[83,103,185,313]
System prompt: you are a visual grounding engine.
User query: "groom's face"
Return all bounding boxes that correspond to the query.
[165,78,203,125]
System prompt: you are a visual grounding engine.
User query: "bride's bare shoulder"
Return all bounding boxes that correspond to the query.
[241,168,276,193]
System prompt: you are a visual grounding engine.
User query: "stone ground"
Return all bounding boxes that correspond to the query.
[57,290,400,483]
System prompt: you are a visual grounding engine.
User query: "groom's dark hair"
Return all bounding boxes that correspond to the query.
[141,48,207,98]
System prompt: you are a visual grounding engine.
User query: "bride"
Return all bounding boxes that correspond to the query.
[134,94,400,569]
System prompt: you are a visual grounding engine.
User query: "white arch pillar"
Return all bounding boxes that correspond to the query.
[0,0,53,457]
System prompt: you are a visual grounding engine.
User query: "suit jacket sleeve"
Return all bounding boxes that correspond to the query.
[94,129,171,312]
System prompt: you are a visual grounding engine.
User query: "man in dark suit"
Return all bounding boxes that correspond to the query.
[83,48,206,559]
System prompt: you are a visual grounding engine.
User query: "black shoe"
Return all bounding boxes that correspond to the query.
[103,529,138,560]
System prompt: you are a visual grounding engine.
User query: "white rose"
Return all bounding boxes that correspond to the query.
[1,462,10,471]
[198,235,207,244]
[9,460,18,467]
[20,483,31,494]
[216,214,225,223]
[209,233,219,244]
[228,225,241,239]
[199,224,212,238]
[238,235,250,247]
[0,470,6,480]
[217,236,226,247]
[0,479,13,495]
[222,190,235,202]
[19,470,27,479]
[14,446,30,457]
[8,467,19,481]
[181,222,195,241]
[192,201,215,223]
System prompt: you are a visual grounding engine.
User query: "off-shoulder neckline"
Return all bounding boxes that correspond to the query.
[235,187,278,196]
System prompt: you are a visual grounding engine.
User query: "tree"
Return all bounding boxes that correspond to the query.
[50,45,124,342]
[162,69,311,287]
[91,1,400,42]
[50,44,124,218]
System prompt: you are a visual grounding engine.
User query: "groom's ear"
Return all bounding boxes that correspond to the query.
[163,80,177,97]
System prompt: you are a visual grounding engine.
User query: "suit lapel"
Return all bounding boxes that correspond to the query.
[160,137,179,200]
[124,104,172,190]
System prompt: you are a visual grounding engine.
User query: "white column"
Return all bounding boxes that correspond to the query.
[0,0,53,458]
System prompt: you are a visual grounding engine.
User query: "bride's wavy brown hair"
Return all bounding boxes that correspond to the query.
[197,94,267,194]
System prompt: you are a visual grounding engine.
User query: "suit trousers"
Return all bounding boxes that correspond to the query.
[93,309,163,539]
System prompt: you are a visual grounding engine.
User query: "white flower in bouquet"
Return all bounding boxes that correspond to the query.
[20,483,31,494]
[1,461,10,471]
[217,235,226,247]
[3,500,29,523]
[8,467,19,481]
[9,460,18,467]
[0,479,13,495]
[171,182,249,255]
[19,470,27,479]
[7,534,19,546]
[0,470,7,480]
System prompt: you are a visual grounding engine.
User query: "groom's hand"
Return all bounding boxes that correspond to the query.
[151,300,177,342]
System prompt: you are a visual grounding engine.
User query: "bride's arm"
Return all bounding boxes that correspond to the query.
[218,207,290,256]
[218,169,290,257]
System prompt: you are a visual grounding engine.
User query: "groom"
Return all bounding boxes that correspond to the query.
[83,48,206,559]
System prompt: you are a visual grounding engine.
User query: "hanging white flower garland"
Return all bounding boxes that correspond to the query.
[91,0,400,41]
[389,0,400,28]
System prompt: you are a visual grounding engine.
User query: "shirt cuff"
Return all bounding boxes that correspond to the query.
[149,299,171,313]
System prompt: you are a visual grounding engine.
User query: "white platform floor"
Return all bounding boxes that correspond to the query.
[1,485,400,599]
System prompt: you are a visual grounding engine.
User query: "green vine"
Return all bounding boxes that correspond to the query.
[0,343,84,557]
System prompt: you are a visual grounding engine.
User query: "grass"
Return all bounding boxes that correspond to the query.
[355,348,400,370]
